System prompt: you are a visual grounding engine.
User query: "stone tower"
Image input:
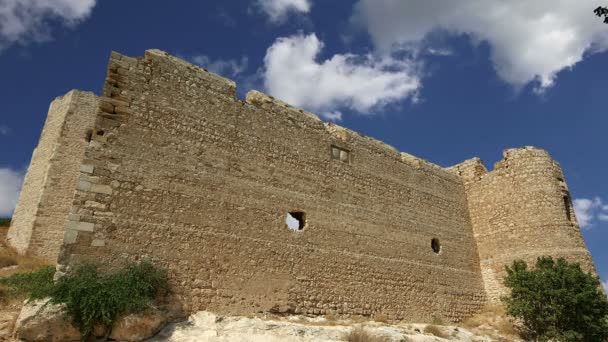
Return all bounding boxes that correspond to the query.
[450,147,596,301]
[7,91,98,260]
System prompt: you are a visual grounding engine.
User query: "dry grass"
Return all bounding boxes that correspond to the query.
[423,324,449,338]
[461,304,519,339]
[371,312,388,323]
[344,327,386,342]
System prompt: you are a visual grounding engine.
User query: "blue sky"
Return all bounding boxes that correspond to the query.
[0,0,606,288]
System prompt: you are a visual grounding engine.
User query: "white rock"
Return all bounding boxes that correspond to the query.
[13,298,81,342]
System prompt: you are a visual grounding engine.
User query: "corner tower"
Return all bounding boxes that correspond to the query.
[450,147,596,301]
[7,90,98,260]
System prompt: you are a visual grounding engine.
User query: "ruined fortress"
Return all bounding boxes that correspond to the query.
[7,50,597,322]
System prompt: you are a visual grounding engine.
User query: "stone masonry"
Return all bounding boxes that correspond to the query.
[7,50,598,322]
[8,91,98,260]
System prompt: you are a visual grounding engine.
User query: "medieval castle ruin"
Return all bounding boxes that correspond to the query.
[6,50,597,322]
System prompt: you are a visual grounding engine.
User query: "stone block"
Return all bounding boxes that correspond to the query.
[80,164,95,174]
[66,221,95,232]
[90,184,113,195]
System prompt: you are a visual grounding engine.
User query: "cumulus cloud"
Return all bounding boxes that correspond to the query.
[0,168,25,217]
[353,0,608,91]
[573,197,608,229]
[190,55,249,78]
[0,0,96,50]
[255,0,311,23]
[263,33,420,120]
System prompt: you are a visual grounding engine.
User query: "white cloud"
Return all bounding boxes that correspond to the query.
[190,55,249,78]
[263,33,421,120]
[573,197,608,229]
[353,0,608,91]
[256,0,311,23]
[0,0,96,50]
[0,168,25,217]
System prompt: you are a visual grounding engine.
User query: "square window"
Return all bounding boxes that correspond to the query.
[331,145,350,164]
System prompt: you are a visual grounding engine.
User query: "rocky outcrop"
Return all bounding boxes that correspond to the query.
[109,308,166,342]
[12,299,80,342]
[150,311,521,342]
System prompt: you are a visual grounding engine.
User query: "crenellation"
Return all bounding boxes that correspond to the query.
[7,49,597,323]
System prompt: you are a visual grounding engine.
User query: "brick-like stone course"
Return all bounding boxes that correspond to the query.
[7,50,597,323]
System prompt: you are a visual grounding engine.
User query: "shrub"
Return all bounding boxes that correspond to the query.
[344,327,385,342]
[502,256,608,341]
[0,261,169,338]
[371,312,388,323]
[423,324,448,338]
[50,261,169,337]
[0,218,11,227]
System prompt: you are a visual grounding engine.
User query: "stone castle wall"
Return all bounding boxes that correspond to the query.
[7,91,98,260]
[449,147,596,301]
[57,50,486,322]
[7,49,597,322]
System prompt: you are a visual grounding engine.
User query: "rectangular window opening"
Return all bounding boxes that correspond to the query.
[331,145,350,164]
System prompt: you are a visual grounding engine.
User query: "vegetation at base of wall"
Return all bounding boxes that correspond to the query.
[0,266,55,305]
[502,256,608,342]
[51,261,169,337]
[461,304,519,338]
[0,218,11,227]
[423,324,449,338]
[0,265,55,298]
[343,326,387,342]
[0,261,169,338]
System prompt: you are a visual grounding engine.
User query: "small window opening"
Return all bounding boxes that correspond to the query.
[96,130,105,136]
[331,145,350,164]
[563,196,572,222]
[431,238,441,254]
[286,211,306,231]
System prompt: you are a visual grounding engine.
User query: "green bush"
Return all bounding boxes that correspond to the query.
[0,261,169,338]
[502,256,608,341]
[0,218,11,227]
[0,266,55,298]
[50,262,169,337]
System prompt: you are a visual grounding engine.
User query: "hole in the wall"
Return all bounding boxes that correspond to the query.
[96,130,105,136]
[431,238,441,254]
[286,212,306,231]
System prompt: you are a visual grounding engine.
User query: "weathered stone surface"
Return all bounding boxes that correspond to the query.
[449,147,597,301]
[6,49,596,323]
[13,299,81,342]
[6,90,98,260]
[109,308,166,342]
